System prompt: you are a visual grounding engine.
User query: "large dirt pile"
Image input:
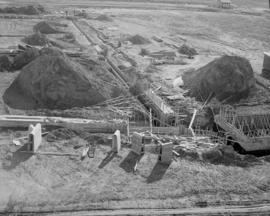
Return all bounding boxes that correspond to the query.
[12,47,40,71]
[33,21,63,34]
[127,34,151,45]
[0,5,46,15]
[4,48,123,110]
[22,32,49,46]
[183,55,255,102]
[95,14,113,22]
[178,44,198,56]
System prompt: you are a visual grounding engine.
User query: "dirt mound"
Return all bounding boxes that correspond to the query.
[60,33,76,43]
[12,47,40,71]
[4,47,120,110]
[183,55,255,102]
[0,55,12,72]
[0,5,46,15]
[33,21,63,34]
[22,32,49,46]
[127,34,151,45]
[95,14,113,22]
[178,44,198,56]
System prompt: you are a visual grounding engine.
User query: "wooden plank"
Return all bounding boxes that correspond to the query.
[0,115,128,134]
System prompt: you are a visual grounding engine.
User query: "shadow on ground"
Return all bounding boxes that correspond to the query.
[147,161,171,183]
[3,144,33,170]
[119,151,143,173]
[99,151,117,169]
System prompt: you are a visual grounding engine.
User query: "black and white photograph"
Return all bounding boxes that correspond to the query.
[0,0,269,215]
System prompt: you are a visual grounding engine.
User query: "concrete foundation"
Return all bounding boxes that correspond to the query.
[159,142,173,164]
[131,132,145,155]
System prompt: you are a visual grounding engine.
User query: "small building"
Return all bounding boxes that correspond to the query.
[217,0,231,8]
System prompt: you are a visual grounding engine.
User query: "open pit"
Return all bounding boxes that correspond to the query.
[0,1,270,215]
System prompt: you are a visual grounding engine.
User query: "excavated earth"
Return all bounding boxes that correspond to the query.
[3,47,125,110]
[183,55,256,102]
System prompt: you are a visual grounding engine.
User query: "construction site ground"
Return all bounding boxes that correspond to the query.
[0,0,270,214]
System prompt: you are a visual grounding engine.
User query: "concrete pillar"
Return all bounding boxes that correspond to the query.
[28,123,42,153]
[159,142,173,164]
[131,132,144,155]
[112,130,121,153]
[262,52,270,79]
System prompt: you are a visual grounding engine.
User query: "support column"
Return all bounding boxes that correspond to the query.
[112,130,121,153]
[28,123,42,153]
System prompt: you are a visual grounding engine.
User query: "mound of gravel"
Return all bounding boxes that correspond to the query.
[95,14,113,22]
[12,47,40,71]
[4,47,122,110]
[127,34,151,45]
[33,21,63,34]
[22,32,49,46]
[178,44,198,56]
[0,55,12,72]
[0,5,46,15]
[183,55,255,102]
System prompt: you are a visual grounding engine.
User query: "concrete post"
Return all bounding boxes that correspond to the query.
[28,123,42,153]
[112,130,121,153]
